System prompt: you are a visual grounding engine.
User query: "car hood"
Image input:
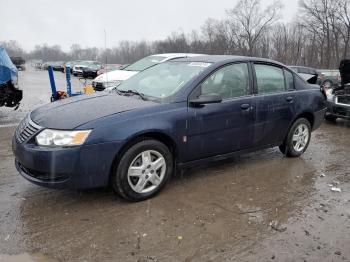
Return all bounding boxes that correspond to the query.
[31,92,155,129]
[94,69,138,83]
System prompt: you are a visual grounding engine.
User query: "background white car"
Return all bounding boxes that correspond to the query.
[92,53,204,91]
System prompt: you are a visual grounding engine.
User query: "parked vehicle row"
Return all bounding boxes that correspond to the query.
[12,54,327,201]
[38,60,103,76]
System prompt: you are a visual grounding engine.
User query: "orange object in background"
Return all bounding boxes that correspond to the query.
[84,85,95,94]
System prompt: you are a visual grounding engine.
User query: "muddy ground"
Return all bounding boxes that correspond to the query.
[0,67,349,262]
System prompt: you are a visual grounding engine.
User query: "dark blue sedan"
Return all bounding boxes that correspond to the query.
[12,56,327,201]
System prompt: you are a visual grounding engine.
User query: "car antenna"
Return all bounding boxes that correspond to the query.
[104,29,108,86]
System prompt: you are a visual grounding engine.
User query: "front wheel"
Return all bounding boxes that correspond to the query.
[111,139,173,201]
[279,118,312,157]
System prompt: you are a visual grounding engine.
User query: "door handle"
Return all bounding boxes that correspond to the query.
[241,104,251,110]
[286,96,294,103]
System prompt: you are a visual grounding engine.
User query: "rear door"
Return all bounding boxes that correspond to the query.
[185,62,256,161]
[252,63,296,146]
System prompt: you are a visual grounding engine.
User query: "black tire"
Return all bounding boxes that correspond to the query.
[111,139,173,201]
[279,118,312,157]
[325,114,337,122]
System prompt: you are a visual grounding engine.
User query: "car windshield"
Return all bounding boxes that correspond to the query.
[118,61,211,99]
[123,56,167,72]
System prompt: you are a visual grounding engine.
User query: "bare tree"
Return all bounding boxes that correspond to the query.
[337,0,350,58]
[0,40,26,57]
[227,0,283,56]
[4,0,350,69]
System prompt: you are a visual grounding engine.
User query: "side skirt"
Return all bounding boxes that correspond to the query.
[176,142,283,169]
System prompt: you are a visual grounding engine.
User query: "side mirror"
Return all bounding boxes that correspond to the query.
[189,93,222,107]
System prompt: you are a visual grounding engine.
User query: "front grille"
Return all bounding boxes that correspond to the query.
[337,95,350,105]
[15,116,42,143]
[17,161,69,182]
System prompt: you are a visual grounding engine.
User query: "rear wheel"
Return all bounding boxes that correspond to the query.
[279,118,311,157]
[111,139,173,201]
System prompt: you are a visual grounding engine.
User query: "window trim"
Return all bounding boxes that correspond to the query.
[188,62,254,103]
[283,68,296,91]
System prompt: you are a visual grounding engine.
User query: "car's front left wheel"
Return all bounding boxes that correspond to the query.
[112,139,173,201]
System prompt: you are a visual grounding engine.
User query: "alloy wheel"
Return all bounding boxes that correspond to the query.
[292,124,310,152]
[127,150,166,194]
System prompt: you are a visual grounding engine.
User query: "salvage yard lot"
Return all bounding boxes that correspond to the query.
[0,68,350,261]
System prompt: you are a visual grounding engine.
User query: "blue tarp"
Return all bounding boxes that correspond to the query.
[0,44,18,85]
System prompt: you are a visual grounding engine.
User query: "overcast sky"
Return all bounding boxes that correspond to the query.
[0,0,299,52]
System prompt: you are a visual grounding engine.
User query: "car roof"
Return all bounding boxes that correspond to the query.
[171,55,286,66]
[289,66,315,70]
[150,53,206,59]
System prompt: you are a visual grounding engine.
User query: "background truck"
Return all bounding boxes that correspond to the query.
[0,44,22,108]
[10,56,26,71]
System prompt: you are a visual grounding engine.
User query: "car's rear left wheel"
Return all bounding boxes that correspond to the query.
[279,118,311,157]
[111,139,173,201]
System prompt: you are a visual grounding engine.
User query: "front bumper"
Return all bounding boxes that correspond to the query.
[326,100,350,120]
[12,134,123,190]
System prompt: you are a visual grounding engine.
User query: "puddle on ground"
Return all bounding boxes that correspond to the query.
[0,253,57,262]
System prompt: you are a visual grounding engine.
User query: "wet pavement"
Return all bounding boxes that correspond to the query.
[0,67,86,126]
[0,68,350,261]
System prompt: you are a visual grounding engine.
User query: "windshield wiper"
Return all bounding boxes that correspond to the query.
[119,89,146,100]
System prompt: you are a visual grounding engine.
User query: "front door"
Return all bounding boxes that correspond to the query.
[185,63,256,161]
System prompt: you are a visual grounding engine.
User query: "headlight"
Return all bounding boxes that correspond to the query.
[36,129,91,147]
[325,88,334,101]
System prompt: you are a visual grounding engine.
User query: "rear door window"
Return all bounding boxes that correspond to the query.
[254,64,286,94]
